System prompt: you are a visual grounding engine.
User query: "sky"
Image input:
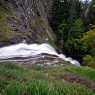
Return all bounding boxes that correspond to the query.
[60,0,92,3]
[81,0,92,2]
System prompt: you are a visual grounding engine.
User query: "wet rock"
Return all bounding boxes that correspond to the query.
[0,0,55,46]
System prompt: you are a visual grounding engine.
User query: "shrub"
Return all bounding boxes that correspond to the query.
[83,55,95,68]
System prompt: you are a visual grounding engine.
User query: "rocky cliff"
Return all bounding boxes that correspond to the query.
[0,0,55,46]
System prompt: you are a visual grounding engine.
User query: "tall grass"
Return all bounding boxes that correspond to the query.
[2,80,95,95]
[0,63,95,95]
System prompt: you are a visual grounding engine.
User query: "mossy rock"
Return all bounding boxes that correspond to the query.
[0,3,56,46]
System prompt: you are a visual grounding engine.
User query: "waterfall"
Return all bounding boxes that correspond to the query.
[0,43,80,66]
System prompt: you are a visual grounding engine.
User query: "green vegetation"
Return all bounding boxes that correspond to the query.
[0,0,95,94]
[0,63,95,95]
[51,0,95,68]
[65,66,95,81]
[0,6,13,44]
[83,55,95,68]
[3,80,94,95]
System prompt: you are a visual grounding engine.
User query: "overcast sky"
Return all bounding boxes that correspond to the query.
[81,0,92,2]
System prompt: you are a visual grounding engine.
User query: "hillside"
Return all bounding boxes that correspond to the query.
[0,62,95,95]
[0,0,95,95]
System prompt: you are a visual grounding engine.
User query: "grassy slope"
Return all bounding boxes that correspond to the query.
[0,62,95,95]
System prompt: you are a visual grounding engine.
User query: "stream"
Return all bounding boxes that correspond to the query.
[0,43,80,66]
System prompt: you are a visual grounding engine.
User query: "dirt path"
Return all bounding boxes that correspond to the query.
[63,73,95,92]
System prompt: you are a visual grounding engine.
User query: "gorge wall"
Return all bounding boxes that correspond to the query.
[0,0,55,46]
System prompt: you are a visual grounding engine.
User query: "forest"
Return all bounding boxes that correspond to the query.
[50,0,95,68]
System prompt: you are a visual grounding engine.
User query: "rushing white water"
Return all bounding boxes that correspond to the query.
[0,43,80,66]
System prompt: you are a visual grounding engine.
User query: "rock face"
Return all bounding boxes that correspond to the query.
[0,0,55,46]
